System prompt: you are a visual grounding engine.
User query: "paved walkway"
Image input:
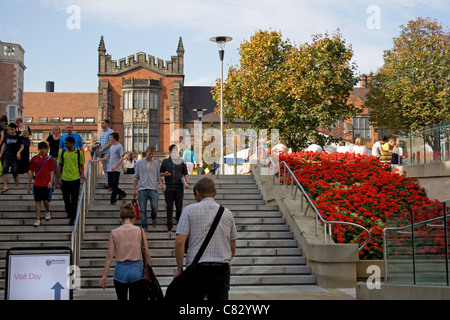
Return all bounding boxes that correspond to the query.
[73,285,356,300]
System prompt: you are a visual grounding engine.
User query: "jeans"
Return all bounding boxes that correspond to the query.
[107,171,126,204]
[61,179,80,220]
[164,184,184,226]
[52,157,60,188]
[138,189,158,229]
[113,260,145,301]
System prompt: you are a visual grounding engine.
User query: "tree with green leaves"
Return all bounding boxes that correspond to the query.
[211,30,361,151]
[367,17,450,133]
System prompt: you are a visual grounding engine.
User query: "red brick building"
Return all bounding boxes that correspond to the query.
[0,40,25,122]
[97,36,185,154]
[23,90,97,156]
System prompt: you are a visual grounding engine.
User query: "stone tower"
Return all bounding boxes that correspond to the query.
[97,36,185,154]
[0,40,26,121]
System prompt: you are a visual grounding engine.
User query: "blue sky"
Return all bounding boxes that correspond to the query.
[1,0,449,92]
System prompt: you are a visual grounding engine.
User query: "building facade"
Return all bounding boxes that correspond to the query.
[0,40,25,122]
[23,88,98,152]
[97,36,185,154]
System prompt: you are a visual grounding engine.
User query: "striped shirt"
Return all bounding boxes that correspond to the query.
[177,197,237,266]
[98,128,114,155]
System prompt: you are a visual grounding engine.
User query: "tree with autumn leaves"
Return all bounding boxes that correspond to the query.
[367,18,450,133]
[212,30,361,151]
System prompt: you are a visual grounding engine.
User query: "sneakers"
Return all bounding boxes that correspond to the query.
[34,212,51,226]
[118,193,127,200]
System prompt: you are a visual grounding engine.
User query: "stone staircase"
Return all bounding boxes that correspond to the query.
[0,173,316,297]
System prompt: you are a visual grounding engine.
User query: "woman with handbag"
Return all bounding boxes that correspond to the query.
[100,203,151,300]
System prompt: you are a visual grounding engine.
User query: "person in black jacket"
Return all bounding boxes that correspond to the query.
[160,144,190,232]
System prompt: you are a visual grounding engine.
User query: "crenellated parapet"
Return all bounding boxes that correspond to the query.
[0,40,25,69]
[98,36,184,77]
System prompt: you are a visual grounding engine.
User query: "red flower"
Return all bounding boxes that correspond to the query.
[279,151,440,260]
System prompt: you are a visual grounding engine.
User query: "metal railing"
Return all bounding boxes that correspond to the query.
[256,141,370,251]
[383,201,450,285]
[71,160,97,266]
[399,120,450,166]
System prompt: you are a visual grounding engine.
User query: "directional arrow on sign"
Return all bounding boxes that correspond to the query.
[51,282,64,300]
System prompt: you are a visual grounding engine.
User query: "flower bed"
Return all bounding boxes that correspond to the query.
[278,151,440,260]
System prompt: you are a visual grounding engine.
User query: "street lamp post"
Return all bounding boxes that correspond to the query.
[210,36,232,175]
[193,108,206,174]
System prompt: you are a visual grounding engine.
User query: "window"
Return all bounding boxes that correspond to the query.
[50,117,59,122]
[353,117,371,139]
[123,90,159,110]
[62,117,72,123]
[23,117,32,123]
[75,117,84,123]
[124,126,132,152]
[133,126,148,153]
[149,127,159,151]
[37,117,47,122]
[149,92,159,110]
[31,132,43,147]
[85,117,95,123]
[133,90,148,109]
[8,106,16,122]
[32,132,43,141]
[123,91,133,110]
[79,132,92,146]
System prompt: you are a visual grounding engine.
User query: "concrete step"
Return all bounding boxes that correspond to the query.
[78,274,317,289]
[78,247,303,260]
[0,172,318,296]
[76,256,307,268]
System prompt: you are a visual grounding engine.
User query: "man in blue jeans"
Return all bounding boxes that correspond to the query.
[133,146,164,231]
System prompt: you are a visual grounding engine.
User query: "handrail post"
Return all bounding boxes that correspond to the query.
[444,202,449,285]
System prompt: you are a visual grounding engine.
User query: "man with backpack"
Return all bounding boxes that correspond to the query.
[58,136,85,226]
[27,141,55,227]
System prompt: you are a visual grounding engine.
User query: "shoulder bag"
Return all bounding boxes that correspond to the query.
[165,205,225,301]
[141,228,164,300]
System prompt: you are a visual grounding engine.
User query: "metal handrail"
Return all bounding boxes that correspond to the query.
[71,159,96,267]
[383,203,449,284]
[257,140,370,251]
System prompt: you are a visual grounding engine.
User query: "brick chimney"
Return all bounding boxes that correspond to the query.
[359,74,368,88]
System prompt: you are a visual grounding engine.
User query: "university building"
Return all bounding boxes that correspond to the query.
[0,40,26,122]
[16,37,375,157]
